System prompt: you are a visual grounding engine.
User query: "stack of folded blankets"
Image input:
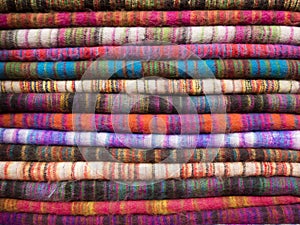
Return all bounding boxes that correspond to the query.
[0,0,300,224]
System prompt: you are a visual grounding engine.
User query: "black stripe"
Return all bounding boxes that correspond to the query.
[244,0,255,9]
[24,0,35,11]
[255,148,265,161]
[209,209,219,223]
[132,215,139,225]
[28,145,37,161]
[165,0,175,9]
[180,0,189,9]
[197,0,206,9]
[64,181,72,201]
[291,204,300,223]
[196,209,203,223]
[84,181,94,201]
[6,0,17,12]
[99,0,110,10]
[40,0,48,11]
[74,148,85,161]
[2,181,13,198]
[55,214,63,225]
[65,93,75,112]
[276,0,286,9]
[115,0,126,10]
[26,213,34,225]
[84,0,95,10]
[240,148,250,162]
[145,149,155,163]
[116,214,126,225]
[95,181,105,201]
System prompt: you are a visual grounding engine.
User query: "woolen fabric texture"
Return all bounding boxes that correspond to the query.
[1,177,299,201]
[0,196,299,215]
[1,11,299,28]
[1,204,300,224]
[1,144,299,163]
[1,26,300,49]
[1,161,300,181]
[1,60,299,80]
[1,93,299,114]
[1,113,299,134]
[1,79,299,94]
[0,0,299,12]
[1,44,299,61]
[1,0,300,222]
[1,129,300,149]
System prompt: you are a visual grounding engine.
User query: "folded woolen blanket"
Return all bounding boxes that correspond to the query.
[0,0,299,12]
[1,161,299,181]
[1,113,299,134]
[2,204,300,224]
[0,196,299,215]
[1,177,299,201]
[1,129,299,149]
[1,145,299,163]
[1,11,299,28]
[1,80,299,94]
[1,45,299,61]
[1,60,299,80]
[1,94,299,114]
[1,26,299,49]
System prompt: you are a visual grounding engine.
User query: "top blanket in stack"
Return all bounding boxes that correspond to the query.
[0,0,300,224]
[0,0,299,11]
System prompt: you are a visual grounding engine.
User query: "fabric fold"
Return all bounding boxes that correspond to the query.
[0,128,300,149]
[1,113,299,134]
[1,11,299,28]
[1,26,300,49]
[1,45,299,61]
[1,0,299,12]
[2,204,300,224]
[0,196,299,215]
[1,93,299,114]
[1,161,300,181]
[1,144,299,163]
[1,60,300,80]
[1,80,299,94]
[1,177,300,201]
